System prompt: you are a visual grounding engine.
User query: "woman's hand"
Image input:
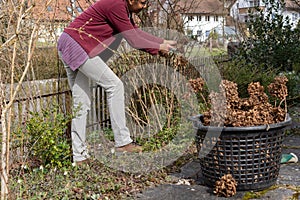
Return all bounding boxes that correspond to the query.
[163,40,177,46]
[159,40,177,57]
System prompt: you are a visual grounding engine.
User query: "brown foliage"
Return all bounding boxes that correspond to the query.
[189,75,288,127]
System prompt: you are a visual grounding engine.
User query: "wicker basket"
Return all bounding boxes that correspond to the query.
[190,114,292,191]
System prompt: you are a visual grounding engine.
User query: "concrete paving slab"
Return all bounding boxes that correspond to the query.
[135,184,245,200]
[277,164,300,186]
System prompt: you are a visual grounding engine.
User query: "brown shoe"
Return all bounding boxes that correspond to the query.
[116,142,143,153]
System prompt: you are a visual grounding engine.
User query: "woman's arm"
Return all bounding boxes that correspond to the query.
[106,2,176,55]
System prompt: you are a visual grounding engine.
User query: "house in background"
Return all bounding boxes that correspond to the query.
[30,0,300,45]
[282,0,300,28]
[231,0,300,28]
[29,0,90,43]
[231,0,265,23]
[180,0,226,42]
[179,0,239,45]
[30,0,236,44]
[179,0,300,44]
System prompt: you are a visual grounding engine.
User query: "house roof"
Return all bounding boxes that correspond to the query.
[29,0,300,22]
[285,0,300,11]
[30,0,92,21]
[30,0,228,22]
[178,0,225,15]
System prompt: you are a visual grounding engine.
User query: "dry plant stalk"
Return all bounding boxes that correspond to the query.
[214,174,237,197]
[0,0,54,198]
[189,75,288,127]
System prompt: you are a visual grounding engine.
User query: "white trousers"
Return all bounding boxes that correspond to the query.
[60,54,132,162]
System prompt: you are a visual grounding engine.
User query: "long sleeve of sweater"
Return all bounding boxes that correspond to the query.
[106,3,163,54]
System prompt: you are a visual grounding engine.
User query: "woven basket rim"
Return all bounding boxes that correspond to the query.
[189,114,292,132]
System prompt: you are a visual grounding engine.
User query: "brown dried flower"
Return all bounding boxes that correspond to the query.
[189,77,205,93]
[268,75,288,100]
[214,174,237,197]
[194,76,289,127]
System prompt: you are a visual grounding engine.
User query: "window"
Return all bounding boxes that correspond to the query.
[197,30,202,36]
[197,15,201,21]
[77,7,83,13]
[205,30,210,37]
[188,15,194,21]
[214,16,218,21]
[249,0,259,7]
[47,6,52,11]
[292,13,298,22]
[205,16,210,21]
[66,6,73,14]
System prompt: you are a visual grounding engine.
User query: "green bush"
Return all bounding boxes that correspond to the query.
[217,58,299,104]
[218,59,279,98]
[281,71,300,103]
[21,105,73,168]
[238,0,300,71]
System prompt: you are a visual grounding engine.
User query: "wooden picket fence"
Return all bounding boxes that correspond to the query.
[4,78,111,134]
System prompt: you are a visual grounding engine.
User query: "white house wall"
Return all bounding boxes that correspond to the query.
[237,0,265,8]
[231,0,299,26]
[230,0,265,22]
[37,22,66,43]
[183,14,224,42]
[282,10,300,28]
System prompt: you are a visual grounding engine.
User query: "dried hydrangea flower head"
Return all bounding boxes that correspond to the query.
[188,76,289,127]
[268,75,288,100]
[214,174,237,197]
